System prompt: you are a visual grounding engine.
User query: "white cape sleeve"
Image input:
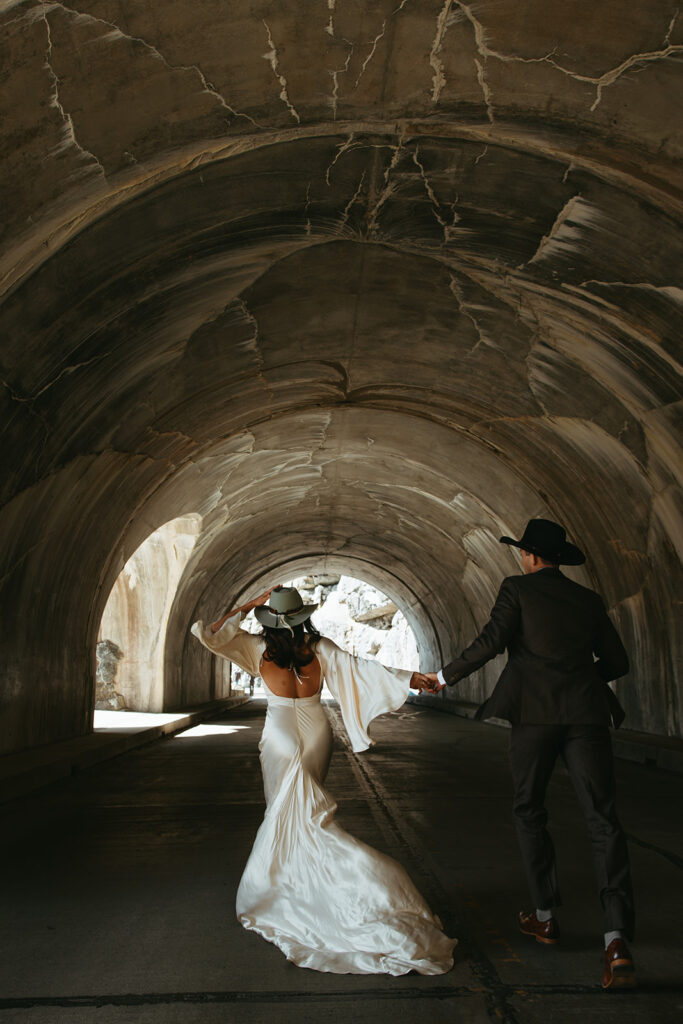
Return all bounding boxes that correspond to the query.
[190,613,263,677]
[316,637,412,753]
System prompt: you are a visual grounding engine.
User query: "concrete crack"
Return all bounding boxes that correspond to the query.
[146,426,195,446]
[583,36,683,111]
[329,42,353,119]
[448,275,491,353]
[579,281,683,304]
[325,133,357,185]
[473,143,488,166]
[32,352,109,398]
[444,202,462,243]
[412,145,447,235]
[454,1,489,61]
[366,130,407,236]
[41,2,106,176]
[262,20,301,123]
[454,0,683,114]
[562,162,577,184]
[1,363,85,433]
[340,170,366,226]
[347,0,411,94]
[665,9,680,46]
[454,2,498,120]
[354,19,387,89]
[474,57,494,122]
[0,376,52,452]
[311,410,333,462]
[46,1,261,129]
[325,0,336,38]
[429,0,455,103]
[237,297,276,405]
[3,7,44,31]
[1,377,34,407]
[324,0,354,117]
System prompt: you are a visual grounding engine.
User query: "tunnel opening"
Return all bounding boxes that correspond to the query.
[227,572,420,697]
[96,514,201,713]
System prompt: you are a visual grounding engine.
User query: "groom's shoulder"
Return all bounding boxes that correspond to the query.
[489,574,525,606]
[514,570,604,606]
[500,572,525,591]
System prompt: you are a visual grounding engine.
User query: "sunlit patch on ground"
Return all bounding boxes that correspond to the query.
[174,724,249,739]
[94,710,190,732]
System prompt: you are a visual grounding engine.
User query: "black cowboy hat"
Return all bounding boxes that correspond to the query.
[500,518,585,566]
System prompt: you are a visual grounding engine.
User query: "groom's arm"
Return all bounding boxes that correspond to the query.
[437,577,520,687]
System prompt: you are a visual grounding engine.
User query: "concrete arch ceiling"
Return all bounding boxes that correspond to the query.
[0,0,681,753]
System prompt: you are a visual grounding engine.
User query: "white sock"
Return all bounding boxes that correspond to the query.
[536,908,553,922]
[604,930,623,948]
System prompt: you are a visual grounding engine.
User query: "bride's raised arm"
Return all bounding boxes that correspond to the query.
[191,587,276,677]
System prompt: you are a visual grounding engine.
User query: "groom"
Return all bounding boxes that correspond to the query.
[424,518,636,989]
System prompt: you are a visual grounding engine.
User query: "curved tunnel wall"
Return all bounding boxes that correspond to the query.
[0,3,681,755]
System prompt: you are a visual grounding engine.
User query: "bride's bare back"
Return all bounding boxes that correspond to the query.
[260,646,322,698]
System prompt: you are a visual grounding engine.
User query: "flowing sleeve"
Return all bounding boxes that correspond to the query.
[316,637,412,753]
[190,613,263,678]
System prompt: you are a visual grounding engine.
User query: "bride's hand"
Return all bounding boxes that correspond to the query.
[410,672,437,692]
[211,586,280,632]
[252,586,279,607]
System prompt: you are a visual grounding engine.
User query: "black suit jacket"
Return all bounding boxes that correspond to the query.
[442,568,629,727]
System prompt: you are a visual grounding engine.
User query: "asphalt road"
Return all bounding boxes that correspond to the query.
[1,700,681,1023]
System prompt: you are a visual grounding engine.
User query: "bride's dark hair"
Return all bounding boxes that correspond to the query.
[261,618,322,670]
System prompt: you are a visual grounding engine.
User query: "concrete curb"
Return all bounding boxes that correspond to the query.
[0,695,250,804]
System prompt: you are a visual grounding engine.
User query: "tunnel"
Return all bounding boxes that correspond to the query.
[1,0,681,759]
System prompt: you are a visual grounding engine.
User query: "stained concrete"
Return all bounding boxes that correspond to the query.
[0,701,681,1023]
[0,700,247,803]
[0,2,681,757]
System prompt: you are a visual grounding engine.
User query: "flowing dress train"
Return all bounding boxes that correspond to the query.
[191,614,456,975]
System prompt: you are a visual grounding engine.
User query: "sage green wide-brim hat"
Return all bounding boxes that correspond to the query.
[253,585,318,629]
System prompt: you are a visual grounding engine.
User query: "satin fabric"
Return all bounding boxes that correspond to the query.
[191,615,456,974]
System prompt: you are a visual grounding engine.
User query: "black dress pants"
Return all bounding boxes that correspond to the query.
[509,724,635,939]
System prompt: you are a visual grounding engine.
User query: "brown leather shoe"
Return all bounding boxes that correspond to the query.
[603,938,636,989]
[518,910,559,945]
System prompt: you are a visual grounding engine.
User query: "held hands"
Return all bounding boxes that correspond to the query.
[422,672,446,693]
[409,671,445,694]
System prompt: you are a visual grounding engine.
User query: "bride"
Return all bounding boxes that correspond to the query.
[191,584,456,975]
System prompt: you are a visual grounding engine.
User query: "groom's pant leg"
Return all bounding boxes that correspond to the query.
[509,725,563,909]
[560,725,635,940]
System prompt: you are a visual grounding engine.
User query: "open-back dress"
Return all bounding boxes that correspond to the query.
[191,614,456,975]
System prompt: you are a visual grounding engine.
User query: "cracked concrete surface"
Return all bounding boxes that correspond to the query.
[262,19,301,124]
[0,2,681,758]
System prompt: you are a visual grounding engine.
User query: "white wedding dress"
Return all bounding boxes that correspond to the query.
[192,614,456,975]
